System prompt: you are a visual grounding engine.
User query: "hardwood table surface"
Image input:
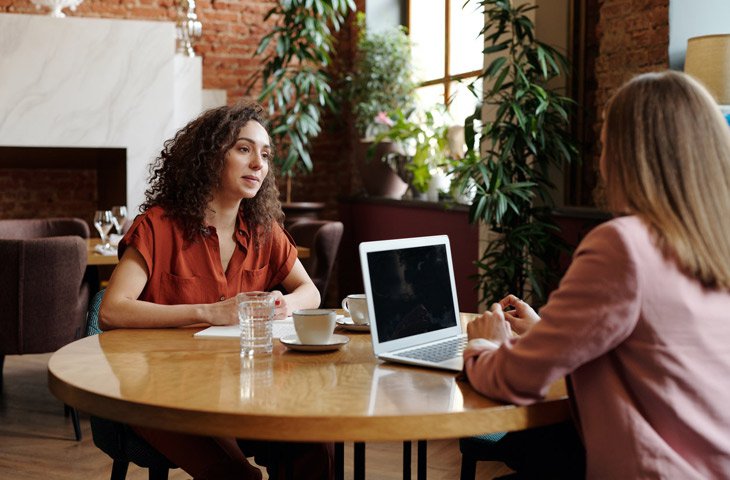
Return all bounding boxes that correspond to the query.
[87,238,120,266]
[48,313,569,443]
[87,238,310,266]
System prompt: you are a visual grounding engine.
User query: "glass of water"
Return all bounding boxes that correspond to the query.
[237,291,276,357]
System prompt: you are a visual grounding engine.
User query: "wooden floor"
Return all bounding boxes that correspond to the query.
[0,353,512,479]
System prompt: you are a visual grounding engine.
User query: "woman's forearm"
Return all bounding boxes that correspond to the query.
[99,296,213,330]
[283,282,321,314]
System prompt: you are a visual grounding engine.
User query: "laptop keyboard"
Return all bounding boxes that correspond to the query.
[395,336,467,363]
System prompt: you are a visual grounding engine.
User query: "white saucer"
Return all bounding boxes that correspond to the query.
[280,334,350,352]
[336,319,370,332]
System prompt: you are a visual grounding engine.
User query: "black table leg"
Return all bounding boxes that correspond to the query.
[354,442,366,480]
[335,442,344,480]
[403,441,412,479]
[417,440,427,480]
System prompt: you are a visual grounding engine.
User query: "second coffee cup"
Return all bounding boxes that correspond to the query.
[292,309,336,344]
[341,294,369,325]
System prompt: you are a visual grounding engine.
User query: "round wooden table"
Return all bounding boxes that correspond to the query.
[48,317,569,443]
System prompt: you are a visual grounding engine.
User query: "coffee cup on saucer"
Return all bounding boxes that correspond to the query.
[292,309,336,345]
[341,294,369,325]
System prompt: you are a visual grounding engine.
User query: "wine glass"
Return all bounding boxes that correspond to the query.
[93,210,114,252]
[111,205,128,235]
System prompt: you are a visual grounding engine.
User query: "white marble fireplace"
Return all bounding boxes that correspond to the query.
[0,13,208,215]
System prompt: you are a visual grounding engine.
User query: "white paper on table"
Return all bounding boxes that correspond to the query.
[193,315,347,339]
[109,233,123,247]
[194,318,297,339]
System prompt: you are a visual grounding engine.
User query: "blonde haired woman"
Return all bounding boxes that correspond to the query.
[464,71,730,478]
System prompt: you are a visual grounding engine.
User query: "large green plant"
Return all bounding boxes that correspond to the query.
[348,13,417,137]
[453,0,578,306]
[249,0,355,177]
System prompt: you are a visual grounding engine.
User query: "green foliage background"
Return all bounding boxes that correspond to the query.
[249,0,356,175]
[348,13,417,137]
[454,0,579,306]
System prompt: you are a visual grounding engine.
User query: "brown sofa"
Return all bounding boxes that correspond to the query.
[0,217,90,393]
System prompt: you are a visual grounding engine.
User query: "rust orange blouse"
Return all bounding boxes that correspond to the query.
[119,206,296,305]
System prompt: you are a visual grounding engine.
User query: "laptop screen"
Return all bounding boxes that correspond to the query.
[366,243,458,343]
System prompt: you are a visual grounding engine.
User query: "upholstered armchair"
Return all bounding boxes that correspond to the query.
[287,220,344,306]
[0,218,90,439]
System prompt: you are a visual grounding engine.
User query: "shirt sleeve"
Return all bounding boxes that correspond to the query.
[266,222,297,289]
[118,212,155,276]
[465,221,642,405]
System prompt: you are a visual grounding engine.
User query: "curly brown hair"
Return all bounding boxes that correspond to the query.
[142,100,283,243]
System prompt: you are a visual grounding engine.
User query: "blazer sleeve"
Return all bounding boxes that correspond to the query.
[464,221,642,405]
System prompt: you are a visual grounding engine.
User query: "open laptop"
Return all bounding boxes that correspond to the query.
[359,235,466,372]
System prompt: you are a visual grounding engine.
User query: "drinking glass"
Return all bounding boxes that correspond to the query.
[237,291,276,357]
[111,205,128,235]
[93,210,114,252]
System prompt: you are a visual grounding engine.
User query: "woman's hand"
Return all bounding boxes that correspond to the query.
[499,294,540,335]
[467,303,512,344]
[270,291,288,320]
[204,298,239,326]
[210,292,289,324]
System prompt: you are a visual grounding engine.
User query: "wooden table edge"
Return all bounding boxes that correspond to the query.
[48,367,569,442]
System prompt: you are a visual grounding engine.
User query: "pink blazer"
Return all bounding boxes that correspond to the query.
[465,216,730,479]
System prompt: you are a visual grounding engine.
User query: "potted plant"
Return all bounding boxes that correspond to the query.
[248,0,356,203]
[347,13,417,199]
[372,108,453,200]
[452,0,578,305]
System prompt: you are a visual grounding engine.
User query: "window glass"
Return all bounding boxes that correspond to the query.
[416,84,445,112]
[448,78,482,126]
[410,0,446,82]
[449,1,484,74]
[409,0,484,126]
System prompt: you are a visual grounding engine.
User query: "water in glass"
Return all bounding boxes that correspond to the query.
[238,291,276,357]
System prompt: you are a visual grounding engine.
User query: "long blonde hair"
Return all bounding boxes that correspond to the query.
[603,70,730,289]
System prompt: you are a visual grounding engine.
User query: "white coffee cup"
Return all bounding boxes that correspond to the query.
[341,294,369,325]
[292,309,336,345]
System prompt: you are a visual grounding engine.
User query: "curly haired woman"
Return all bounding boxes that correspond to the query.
[99,101,331,479]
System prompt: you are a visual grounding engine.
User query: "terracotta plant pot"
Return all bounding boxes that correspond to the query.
[355,140,408,199]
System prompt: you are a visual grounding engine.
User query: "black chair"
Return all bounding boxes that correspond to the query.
[459,432,506,479]
[287,220,344,306]
[86,290,178,480]
[460,422,586,479]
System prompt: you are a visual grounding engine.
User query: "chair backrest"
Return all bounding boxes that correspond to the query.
[0,218,90,355]
[287,220,344,306]
[0,218,89,240]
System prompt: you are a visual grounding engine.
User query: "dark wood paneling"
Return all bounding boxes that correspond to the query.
[339,197,480,312]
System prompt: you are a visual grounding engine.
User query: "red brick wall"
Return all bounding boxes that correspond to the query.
[595,0,669,125]
[0,168,97,222]
[568,0,668,207]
